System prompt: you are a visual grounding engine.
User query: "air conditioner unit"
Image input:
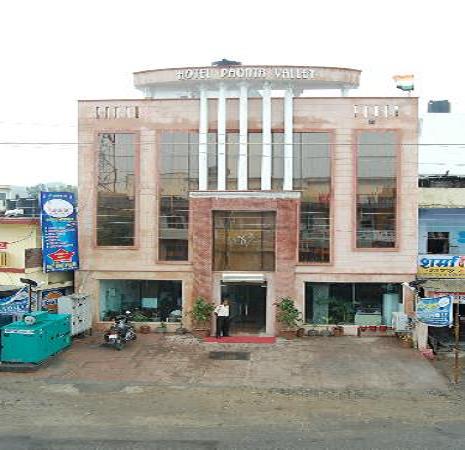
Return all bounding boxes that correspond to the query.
[0,252,7,267]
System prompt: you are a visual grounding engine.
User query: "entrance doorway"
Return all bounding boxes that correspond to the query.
[221,283,266,334]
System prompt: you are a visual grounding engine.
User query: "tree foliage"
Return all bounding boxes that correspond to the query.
[275,297,302,329]
[26,183,77,198]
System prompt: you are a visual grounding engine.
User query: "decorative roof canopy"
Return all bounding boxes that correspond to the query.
[134,64,361,98]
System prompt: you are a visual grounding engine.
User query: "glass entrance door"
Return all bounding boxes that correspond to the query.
[221,283,266,334]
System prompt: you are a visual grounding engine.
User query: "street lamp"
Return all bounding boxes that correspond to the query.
[20,278,38,313]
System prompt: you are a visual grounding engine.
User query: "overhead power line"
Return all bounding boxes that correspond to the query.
[1,141,465,146]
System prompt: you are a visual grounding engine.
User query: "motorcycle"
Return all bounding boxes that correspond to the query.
[104,310,137,350]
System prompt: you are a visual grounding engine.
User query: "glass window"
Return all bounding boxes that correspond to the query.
[294,133,331,262]
[159,196,189,261]
[188,133,199,191]
[207,132,217,190]
[248,133,262,190]
[99,279,182,322]
[305,282,401,325]
[356,131,397,248]
[213,211,275,271]
[159,131,199,261]
[206,131,284,192]
[97,133,136,246]
[271,132,284,191]
[226,132,239,190]
[427,232,449,254]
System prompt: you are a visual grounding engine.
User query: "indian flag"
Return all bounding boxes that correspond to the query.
[393,74,414,91]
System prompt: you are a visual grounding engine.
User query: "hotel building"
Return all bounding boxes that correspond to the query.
[77,63,418,334]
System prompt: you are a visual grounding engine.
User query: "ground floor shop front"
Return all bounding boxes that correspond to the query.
[77,270,415,335]
[419,279,465,350]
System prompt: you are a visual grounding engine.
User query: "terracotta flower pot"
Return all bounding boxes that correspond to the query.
[333,326,344,337]
[191,328,210,339]
[139,325,151,334]
[279,329,298,340]
[296,328,306,338]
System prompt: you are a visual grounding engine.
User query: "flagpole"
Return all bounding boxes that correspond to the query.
[454,303,460,383]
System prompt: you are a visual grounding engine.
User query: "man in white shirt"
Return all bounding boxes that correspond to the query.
[214,299,230,338]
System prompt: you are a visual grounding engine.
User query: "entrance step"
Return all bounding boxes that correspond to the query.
[204,336,276,344]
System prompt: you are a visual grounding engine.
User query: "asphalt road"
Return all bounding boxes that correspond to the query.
[1,423,465,450]
[0,381,464,450]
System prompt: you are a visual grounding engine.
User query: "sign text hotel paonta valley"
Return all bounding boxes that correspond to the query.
[176,67,315,81]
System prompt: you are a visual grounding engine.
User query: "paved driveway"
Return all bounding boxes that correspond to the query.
[3,334,447,391]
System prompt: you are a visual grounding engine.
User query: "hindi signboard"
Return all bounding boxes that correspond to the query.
[416,295,453,327]
[0,288,34,314]
[40,192,79,272]
[418,255,465,278]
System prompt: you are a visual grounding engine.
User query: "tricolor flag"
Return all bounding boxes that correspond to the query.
[393,74,414,91]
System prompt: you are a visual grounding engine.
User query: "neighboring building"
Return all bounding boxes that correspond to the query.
[0,185,28,214]
[77,63,418,334]
[417,175,465,347]
[0,211,74,314]
[418,175,465,317]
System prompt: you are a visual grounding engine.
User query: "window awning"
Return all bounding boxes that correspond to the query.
[221,273,266,284]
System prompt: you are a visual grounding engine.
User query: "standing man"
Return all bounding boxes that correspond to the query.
[214,298,230,338]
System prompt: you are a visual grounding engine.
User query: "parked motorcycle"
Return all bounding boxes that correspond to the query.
[104,311,137,350]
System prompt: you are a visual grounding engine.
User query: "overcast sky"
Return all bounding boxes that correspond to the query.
[1,0,464,186]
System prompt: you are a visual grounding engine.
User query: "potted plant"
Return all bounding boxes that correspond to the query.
[139,325,151,334]
[154,322,167,334]
[131,312,150,322]
[189,297,215,338]
[275,297,302,339]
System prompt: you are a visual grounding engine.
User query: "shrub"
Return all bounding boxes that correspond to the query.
[275,297,302,329]
[190,297,215,327]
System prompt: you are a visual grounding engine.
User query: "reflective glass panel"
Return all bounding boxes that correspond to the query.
[304,282,401,325]
[97,133,136,246]
[271,132,284,191]
[213,211,276,271]
[356,131,397,248]
[248,133,262,190]
[159,131,199,260]
[294,133,331,262]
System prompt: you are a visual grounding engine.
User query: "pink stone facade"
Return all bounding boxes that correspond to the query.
[78,96,418,333]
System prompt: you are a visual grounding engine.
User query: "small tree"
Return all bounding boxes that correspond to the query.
[275,297,302,329]
[189,297,215,328]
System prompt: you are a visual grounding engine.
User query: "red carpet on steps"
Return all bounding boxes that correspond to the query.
[204,336,276,344]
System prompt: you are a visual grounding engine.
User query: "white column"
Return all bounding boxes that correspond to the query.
[238,83,248,190]
[283,87,294,191]
[217,83,226,191]
[198,87,208,190]
[261,82,272,190]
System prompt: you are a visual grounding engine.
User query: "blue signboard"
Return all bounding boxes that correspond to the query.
[0,288,36,314]
[416,295,453,327]
[40,192,79,272]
